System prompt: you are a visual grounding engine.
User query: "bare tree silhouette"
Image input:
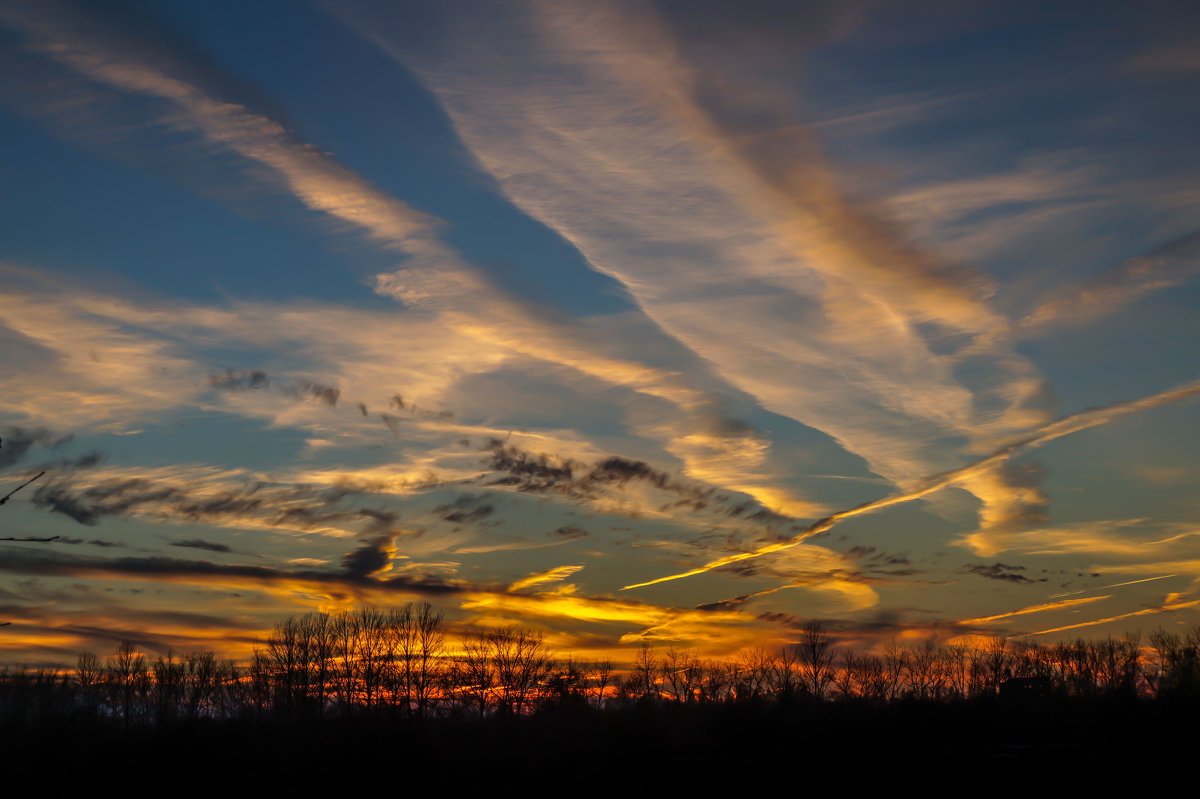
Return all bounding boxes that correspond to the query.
[400,602,445,718]
[0,471,45,507]
[456,630,496,719]
[108,640,148,729]
[798,620,836,701]
[491,626,554,716]
[630,641,659,703]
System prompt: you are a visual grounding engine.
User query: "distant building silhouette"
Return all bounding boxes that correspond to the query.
[1000,676,1052,700]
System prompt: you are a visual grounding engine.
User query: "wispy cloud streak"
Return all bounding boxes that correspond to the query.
[508,565,585,591]
[958,596,1109,626]
[0,0,450,265]
[0,1,846,520]
[1026,597,1200,636]
[625,378,1200,589]
[1049,574,1180,599]
[335,0,1054,492]
[1019,232,1200,333]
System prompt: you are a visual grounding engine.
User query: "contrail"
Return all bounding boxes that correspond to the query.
[623,377,1200,590]
[1048,573,1179,599]
[1025,598,1200,636]
[957,595,1109,626]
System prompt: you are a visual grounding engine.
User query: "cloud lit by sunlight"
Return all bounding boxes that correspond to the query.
[1,0,1198,664]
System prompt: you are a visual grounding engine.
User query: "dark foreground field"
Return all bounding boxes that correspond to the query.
[5,695,1197,792]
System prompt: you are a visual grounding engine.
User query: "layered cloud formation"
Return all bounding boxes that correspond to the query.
[1,0,1198,663]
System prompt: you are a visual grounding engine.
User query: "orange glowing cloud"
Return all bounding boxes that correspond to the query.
[508,565,586,592]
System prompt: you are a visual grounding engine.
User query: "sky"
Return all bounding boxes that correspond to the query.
[1,0,1199,666]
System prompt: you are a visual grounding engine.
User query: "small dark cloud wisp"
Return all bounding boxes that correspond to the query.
[962,562,1045,584]
[170,538,231,553]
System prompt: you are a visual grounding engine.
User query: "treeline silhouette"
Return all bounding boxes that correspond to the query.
[3,605,1200,726]
[2,606,1199,788]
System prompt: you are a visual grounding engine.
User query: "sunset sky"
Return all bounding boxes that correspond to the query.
[2,0,1199,665]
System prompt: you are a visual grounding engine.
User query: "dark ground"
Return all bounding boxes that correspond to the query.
[4,695,1196,792]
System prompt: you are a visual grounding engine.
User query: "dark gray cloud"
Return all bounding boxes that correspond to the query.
[962,562,1045,584]
[2,449,103,510]
[704,416,760,438]
[293,380,340,407]
[208,368,270,390]
[484,440,577,488]
[550,526,588,540]
[170,538,231,553]
[28,474,407,541]
[433,493,495,524]
[0,535,120,548]
[0,426,103,511]
[0,545,466,601]
[694,593,756,612]
[846,545,921,576]
[0,426,72,468]
[387,392,452,419]
[483,441,794,526]
[341,534,395,579]
[356,508,401,535]
[211,373,347,408]
[32,478,188,525]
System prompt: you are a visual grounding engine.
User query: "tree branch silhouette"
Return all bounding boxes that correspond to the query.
[0,471,46,507]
